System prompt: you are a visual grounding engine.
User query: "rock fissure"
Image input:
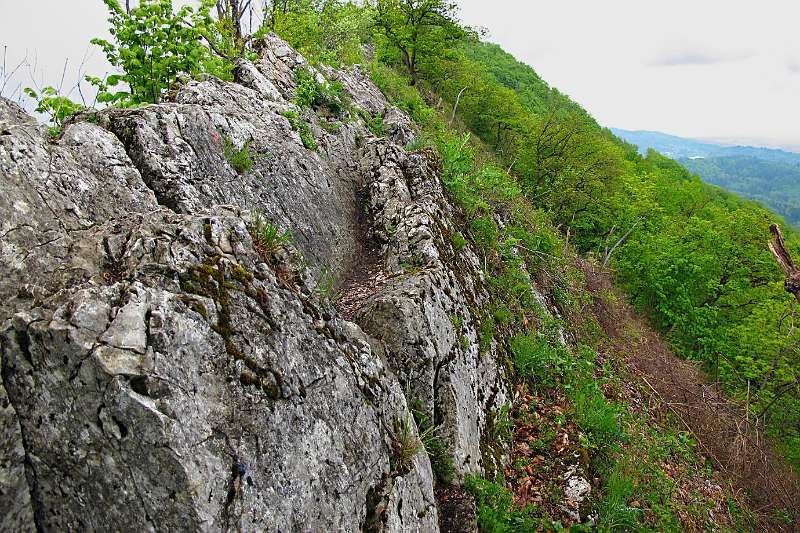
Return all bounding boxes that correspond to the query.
[0,34,523,532]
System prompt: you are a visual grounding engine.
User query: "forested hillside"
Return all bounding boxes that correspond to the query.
[6,0,800,530]
[414,20,800,472]
[613,128,800,225]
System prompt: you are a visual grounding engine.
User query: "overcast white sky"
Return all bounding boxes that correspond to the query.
[1,0,799,146]
[457,0,800,148]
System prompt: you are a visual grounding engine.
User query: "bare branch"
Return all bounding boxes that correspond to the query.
[769,224,800,302]
[449,84,469,127]
[603,218,642,269]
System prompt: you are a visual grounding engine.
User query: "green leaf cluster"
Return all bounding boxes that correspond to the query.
[23,86,84,137]
[89,0,233,106]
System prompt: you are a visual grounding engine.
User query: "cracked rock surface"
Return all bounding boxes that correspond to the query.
[0,34,511,531]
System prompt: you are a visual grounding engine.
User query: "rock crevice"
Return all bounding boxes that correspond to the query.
[0,34,509,532]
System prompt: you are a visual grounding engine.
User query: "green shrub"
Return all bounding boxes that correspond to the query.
[224,137,254,174]
[511,334,572,390]
[294,67,347,116]
[369,60,436,125]
[89,0,232,106]
[452,231,468,251]
[574,384,624,454]
[356,108,385,137]
[23,86,84,137]
[282,109,318,151]
[471,216,499,251]
[270,1,371,67]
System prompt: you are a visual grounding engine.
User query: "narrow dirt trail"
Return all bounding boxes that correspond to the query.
[335,235,390,321]
[334,192,392,321]
[580,260,800,531]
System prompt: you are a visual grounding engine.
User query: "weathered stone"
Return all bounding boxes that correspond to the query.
[352,141,511,478]
[0,33,518,531]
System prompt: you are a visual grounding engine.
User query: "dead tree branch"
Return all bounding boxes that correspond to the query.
[602,218,641,269]
[768,223,800,301]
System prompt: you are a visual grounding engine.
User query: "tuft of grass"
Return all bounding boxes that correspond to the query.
[574,383,625,457]
[593,462,643,532]
[406,386,455,482]
[224,137,254,174]
[316,266,340,304]
[404,133,431,152]
[511,333,572,390]
[250,211,291,257]
[318,119,342,133]
[390,416,419,475]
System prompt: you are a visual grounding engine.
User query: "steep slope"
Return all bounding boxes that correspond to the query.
[0,35,534,531]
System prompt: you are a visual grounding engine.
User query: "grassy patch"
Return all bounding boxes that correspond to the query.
[224,137,254,174]
[250,211,291,257]
[406,389,455,483]
[390,416,419,475]
[282,109,318,151]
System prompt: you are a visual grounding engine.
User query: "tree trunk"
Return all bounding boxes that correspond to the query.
[768,224,800,301]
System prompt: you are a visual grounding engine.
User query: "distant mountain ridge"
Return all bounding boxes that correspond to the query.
[611,128,800,225]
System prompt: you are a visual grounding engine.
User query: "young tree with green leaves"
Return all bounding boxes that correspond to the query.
[89,0,232,106]
[22,86,84,137]
[371,0,463,85]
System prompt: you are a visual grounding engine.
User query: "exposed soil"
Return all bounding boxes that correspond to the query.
[335,234,391,320]
[435,484,478,533]
[579,259,800,531]
[335,188,394,320]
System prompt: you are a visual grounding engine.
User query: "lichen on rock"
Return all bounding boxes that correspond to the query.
[0,34,517,532]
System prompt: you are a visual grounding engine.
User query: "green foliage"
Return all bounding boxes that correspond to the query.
[23,86,83,137]
[511,334,572,390]
[357,108,386,137]
[372,0,465,85]
[573,383,624,455]
[293,67,348,116]
[681,154,800,226]
[250,212,291,255]
[593,461,643,532]
[451,231,467,251]
[470,216,499,251]
[224,137,254,173]
[410,10,800,469]
[269,0,372,67]
[613,129,800,224]
[390,415,419,474]
[406,388,454,482]
[316,266,341,304]
[368,60,437,126]
[465,476,562,532]
[90,0,232,106]
[282,109,318,150]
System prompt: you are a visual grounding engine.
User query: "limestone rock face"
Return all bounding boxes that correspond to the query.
[352,141,511,478]
[0,34,509,531]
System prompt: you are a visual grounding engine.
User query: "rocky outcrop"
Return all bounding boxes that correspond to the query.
[352,140,511,478]
[0,35,509,531]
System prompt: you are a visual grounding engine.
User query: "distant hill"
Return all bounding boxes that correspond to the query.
[611,128,800,225]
